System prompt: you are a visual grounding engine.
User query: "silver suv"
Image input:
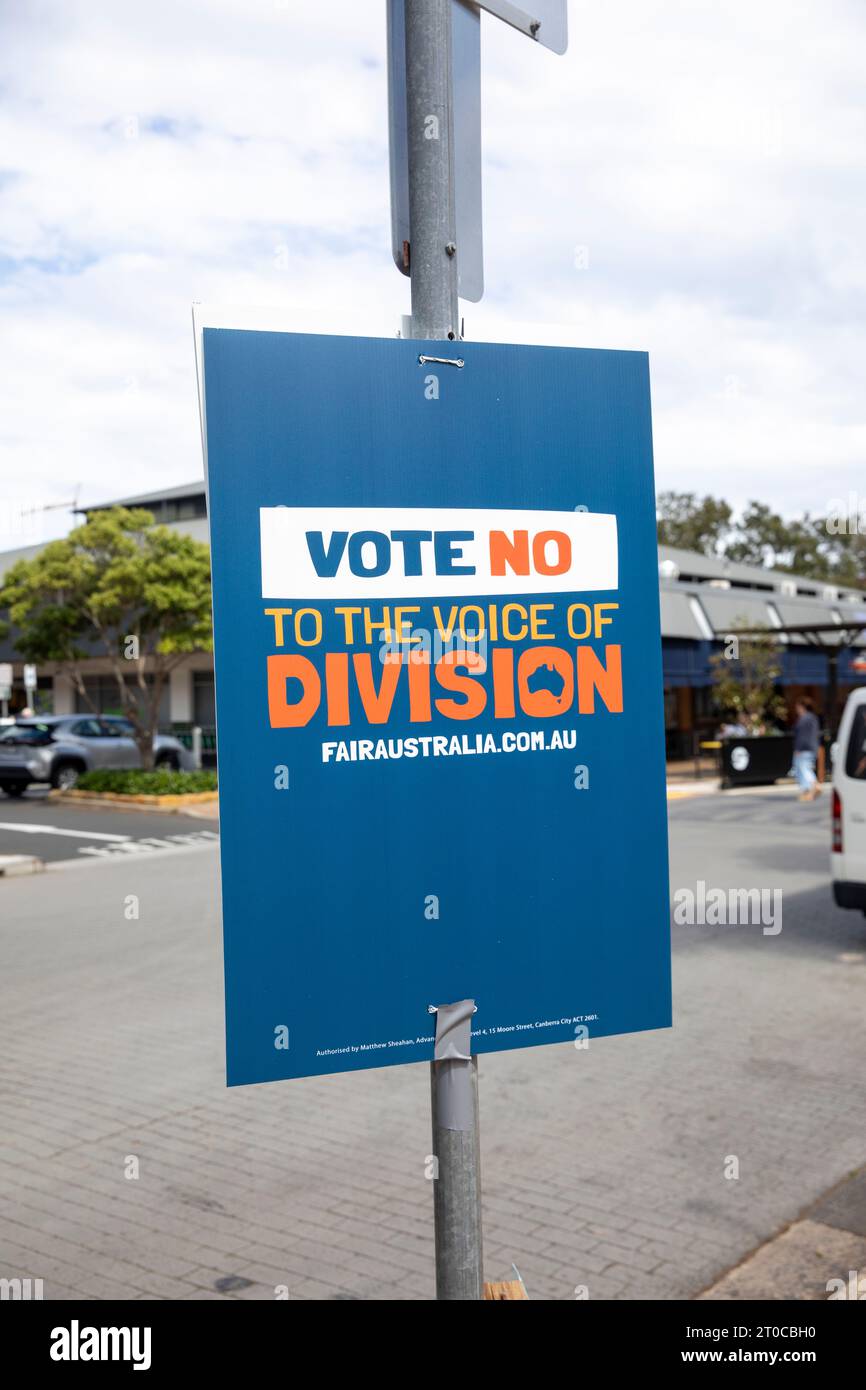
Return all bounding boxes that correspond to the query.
[0,716,194,795]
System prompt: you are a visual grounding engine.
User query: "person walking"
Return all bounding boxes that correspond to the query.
[792,698,821,801]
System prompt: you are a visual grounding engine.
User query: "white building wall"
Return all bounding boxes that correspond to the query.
[53,673,75,715]
[169,666,194,723]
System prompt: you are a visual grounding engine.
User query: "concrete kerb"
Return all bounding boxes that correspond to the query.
[49,789,219,814]
[0,854,44,877]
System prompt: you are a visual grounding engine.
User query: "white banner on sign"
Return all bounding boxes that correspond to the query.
[260,507,617,600]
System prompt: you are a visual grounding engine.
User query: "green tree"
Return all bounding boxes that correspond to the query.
[656,492,732,555]
[709,622,786,736]
[656,492,866,587]
[817,512,866,588]
[0,508,213,768]
[725,501,829,576]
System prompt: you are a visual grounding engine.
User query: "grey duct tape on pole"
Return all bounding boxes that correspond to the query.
[429,999,483,1299]
[429,999,477,1131]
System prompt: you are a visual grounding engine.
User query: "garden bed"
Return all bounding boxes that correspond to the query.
[51,768,218,810]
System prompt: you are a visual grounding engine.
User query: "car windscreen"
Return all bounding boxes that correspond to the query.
[0,723,54,745]
[845,706,866,779]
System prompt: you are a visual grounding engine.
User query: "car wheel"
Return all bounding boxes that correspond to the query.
[0,781,27,797]
[51,761,83,791]
[155,754,180,772]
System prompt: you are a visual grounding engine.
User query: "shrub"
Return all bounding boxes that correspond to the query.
[76,769,218,796]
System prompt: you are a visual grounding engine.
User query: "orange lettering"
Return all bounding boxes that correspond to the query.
[435,650,487,720]
[492,646,515,718]
[353,652,403,724]
[489,530,529,576]
[407,650,432,722]
[267,654,321,728]
[532,530,571,576]
[518,647,574,717]
[325,652,350,726]
[577,645,623,713]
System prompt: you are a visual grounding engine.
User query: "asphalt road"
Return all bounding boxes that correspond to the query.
[1,785,864,1301]
[0,788,218,863]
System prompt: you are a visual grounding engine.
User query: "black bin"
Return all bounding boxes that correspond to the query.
[720,735,793,788]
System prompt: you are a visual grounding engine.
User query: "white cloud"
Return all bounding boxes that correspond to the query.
[1,0,864,550]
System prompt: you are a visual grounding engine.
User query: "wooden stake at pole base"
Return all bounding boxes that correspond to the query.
[483,1281,529,1300]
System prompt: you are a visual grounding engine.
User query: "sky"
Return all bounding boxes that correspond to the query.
[1,0,865,553]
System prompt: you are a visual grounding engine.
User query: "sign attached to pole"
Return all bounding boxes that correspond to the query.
[388,0,483,302]
[476,0,568,53]
[0,663,12,702]
[201,326,671,1086]
[23,664,37,693]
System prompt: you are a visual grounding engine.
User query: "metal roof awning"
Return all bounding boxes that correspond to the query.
[659,589,708,641]
[698,591,777,634]
[774,601,845,643]
[722,621,866,648]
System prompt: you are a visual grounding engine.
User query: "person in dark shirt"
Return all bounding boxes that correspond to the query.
[792,698,821,801]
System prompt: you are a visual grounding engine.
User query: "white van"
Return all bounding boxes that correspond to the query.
[832,687,866,913]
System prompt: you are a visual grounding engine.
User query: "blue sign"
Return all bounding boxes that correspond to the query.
[202,330,671,1085]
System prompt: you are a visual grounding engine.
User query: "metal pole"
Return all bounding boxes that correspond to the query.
[403,0,481,1298]
[404,0,460,340]
[430,1048,483,1299]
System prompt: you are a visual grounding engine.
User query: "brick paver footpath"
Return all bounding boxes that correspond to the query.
[1,791,865,1300]
[701,1164,866,1301]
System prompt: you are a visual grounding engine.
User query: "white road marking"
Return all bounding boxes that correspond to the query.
[77,831,219,858]
[0,822,131,842]
[48,838,219,871]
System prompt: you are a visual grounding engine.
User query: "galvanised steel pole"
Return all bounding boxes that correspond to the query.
[403,0,481,1299]
[429,1037,483,1300]
[405,0,460,340]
